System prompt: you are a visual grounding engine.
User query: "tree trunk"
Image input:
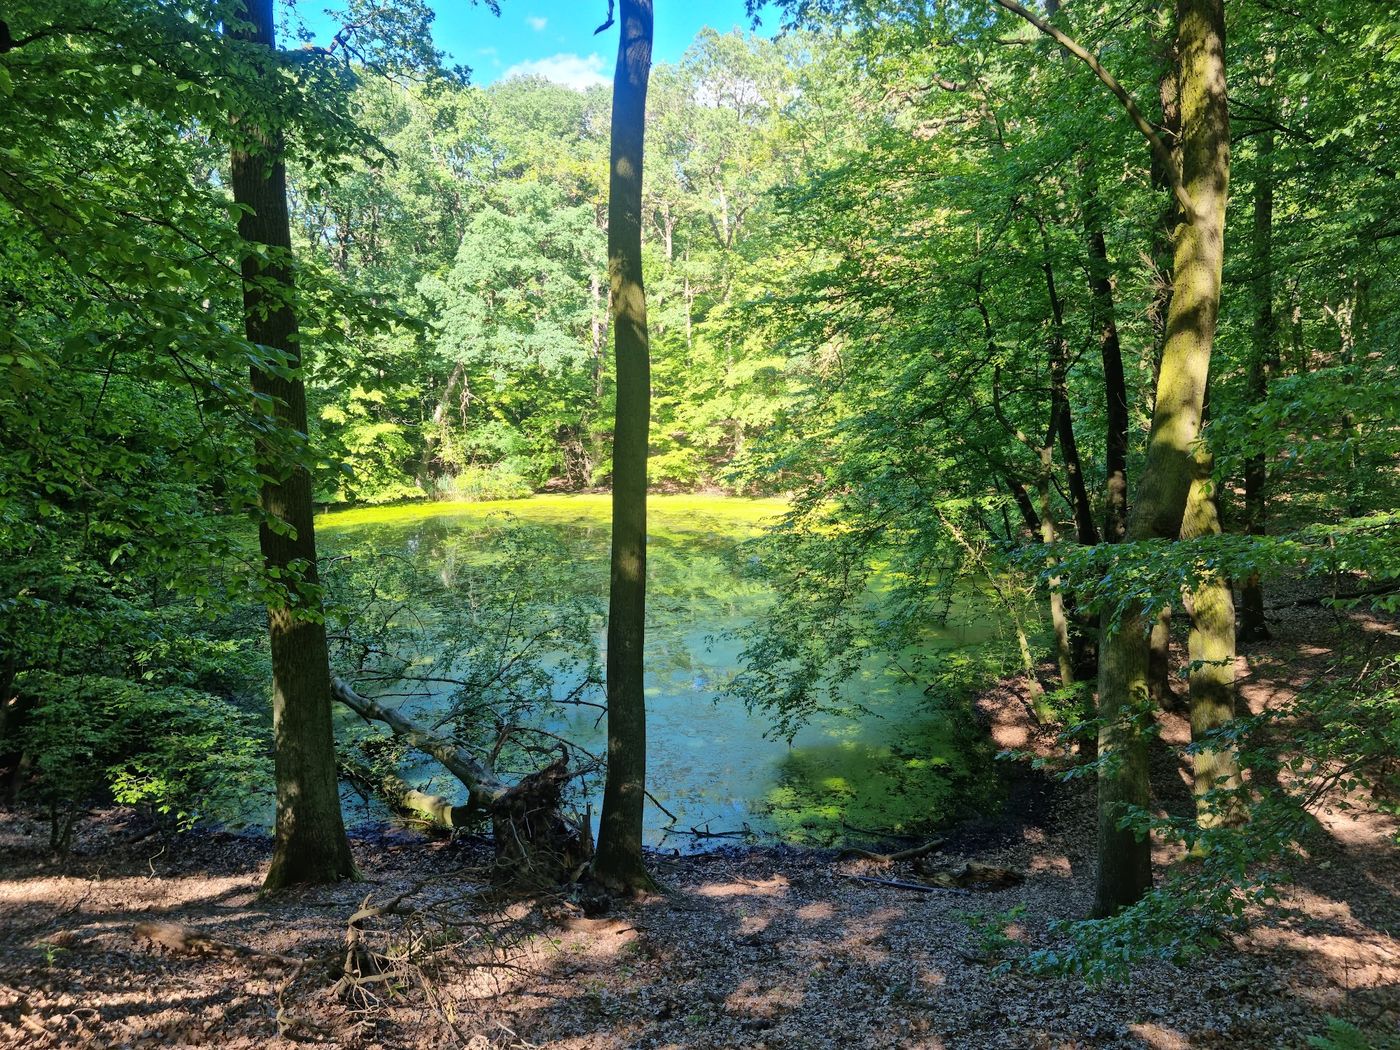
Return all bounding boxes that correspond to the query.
[1093,0,1230,918]
[1081,161,1130,544]
[1038,219,1099,679]
[1148,16,1182,389]
[1181,447,1245,831]
[1143,14,1184,707]
[1039,452,1076,690]
[1239,126,1274,643]
[1039,220,1100,549]
[228,0,355,890]
[1147,606,1181,710]
[594,0,656,895]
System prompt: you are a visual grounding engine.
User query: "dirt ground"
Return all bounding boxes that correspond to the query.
[1,608,1397,1049]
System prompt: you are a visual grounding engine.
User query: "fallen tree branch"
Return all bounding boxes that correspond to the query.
[1265,583,1400,610]
[334,677,502,811]
[332,676,592,885]
[840,874,963,894]
[837,836,946,864]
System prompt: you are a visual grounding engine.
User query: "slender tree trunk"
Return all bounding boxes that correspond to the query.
[1046,0,1127,546]
[1038,449,1076,690]
[1336,278,1369,518]
[1147,606,1180,709]
[1039,223,1099,680]
[1081,162,1130,544]
[1239,127,1274,642]
[229,0,355,889]
[594,0,656,895]
[1181,446,1245,830]
[1093,0,1230,917]
[1039,221,1100,549]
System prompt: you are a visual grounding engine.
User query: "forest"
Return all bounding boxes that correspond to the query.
[0,0,1397,1046]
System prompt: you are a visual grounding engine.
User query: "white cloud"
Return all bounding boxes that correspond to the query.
[503,52,609,91]
[526,15,548,31]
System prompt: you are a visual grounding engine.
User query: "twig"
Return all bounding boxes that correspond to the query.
[837,836,946,864]
[840,874,964,893]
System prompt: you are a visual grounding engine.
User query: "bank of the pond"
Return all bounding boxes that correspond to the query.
[316,494,1008,850]
[3,609,1397,1049]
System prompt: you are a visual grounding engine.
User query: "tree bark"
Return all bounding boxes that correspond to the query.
[1144,12,1184,707]
[1093,0,1231,917]
[1081,163,1130,544]
[1038,451,1076,690]
[1147,606,1181,710]
[1148,13,1182,379]
[1239,126,1274,643]
[228,0,355,890]
[594,0,657,895]
[1181,446,1245,830]
[1039,220,1100,549]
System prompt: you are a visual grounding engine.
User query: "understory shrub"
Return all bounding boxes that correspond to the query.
[12,671,268,852]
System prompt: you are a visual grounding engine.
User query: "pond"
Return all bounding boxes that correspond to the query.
[318,495,1003,848]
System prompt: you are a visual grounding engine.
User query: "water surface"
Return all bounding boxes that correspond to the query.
[319,495,999,847]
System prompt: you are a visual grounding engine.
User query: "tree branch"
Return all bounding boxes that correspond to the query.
[989,0,1195,220]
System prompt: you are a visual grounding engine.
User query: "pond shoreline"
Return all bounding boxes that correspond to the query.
[3,605,1398,1047]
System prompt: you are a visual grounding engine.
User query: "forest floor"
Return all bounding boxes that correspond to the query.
[1,603,1398,1049]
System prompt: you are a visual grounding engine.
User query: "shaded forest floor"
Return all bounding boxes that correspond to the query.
[2,604,1398,1049]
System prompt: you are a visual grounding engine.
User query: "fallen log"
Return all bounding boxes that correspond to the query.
[342,759,474,830]
[333,678,502,811]
[332,677,592,886]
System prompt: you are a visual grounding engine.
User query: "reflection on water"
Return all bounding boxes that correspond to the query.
[319,494,1000,847]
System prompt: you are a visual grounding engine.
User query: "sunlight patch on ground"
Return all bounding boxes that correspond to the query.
[694,875,790,898]
[1127,1021,1192,1048]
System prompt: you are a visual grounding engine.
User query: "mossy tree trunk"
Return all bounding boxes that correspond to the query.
[1182,445,1245,830]
[1093,0,1231,916]
[594,0,657,895]
[229,0,355,889]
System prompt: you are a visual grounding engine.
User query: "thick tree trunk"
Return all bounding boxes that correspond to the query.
[1143,17,1184,707]
[1181,448,1245,830]
[1094,0,1230,918]
[1239,127,1274,642]
[229,0,355,890]
[594,0,656,895]
[1148,17,1182,389]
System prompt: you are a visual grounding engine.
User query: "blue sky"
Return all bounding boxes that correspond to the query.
[297,2,773,89]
